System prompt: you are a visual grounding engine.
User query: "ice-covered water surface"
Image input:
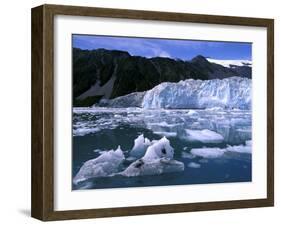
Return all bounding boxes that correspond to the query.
[73,107,251,144]
[72,107,252,190]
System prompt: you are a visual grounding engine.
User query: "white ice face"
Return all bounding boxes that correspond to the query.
[142,137,174,161]
[130,134,151,159]
[142,77,251,110]
[121,137,184,177]
[73,146,125,184]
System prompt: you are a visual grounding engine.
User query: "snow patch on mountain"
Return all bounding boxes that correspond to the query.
[207,58,252,68]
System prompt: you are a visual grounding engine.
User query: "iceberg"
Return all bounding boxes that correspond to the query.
[130,134,151,159]
[184,129,224,143]
[142,77,251,109]
[142,137,174,161]
[121,137,184,177]
[73,146,125,184]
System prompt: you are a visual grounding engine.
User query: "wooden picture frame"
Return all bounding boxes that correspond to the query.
[31,4,274,221]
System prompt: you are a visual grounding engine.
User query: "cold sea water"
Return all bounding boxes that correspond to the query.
[72,107,252,190]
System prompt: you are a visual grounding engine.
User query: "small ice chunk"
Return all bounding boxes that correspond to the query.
[142,137,174,161]
[187,162,201,168]
[73,127,101,136]
[184,129,224,143]
[181,151,196,159]
[191,147,225,158]
[93,149,102,153]
[130,134,151,159]
[154,131,177,137]
[120,158,184,177]
[199,159,209,163]
[226,144,251,153]
[73,146,125,184]
[245,140,252,146]
[126,156,137,162]
[187,110,199,116]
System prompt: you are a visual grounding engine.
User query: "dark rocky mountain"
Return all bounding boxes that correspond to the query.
[73,48,251,107]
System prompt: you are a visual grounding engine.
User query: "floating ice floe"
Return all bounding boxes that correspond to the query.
[73,146,125,184]
[226,144,251,153]
[187,110,199,116]
[121,137,184,177]
[184,129,224,143]
[120,158,184,177]
[245,140,252,146]
[73,127,101,136]
[190,140,252,159]
[225,139,252,153]
[187,162,201,168]
[153,131,177,137]
[191,148,225,159]
[129,134,151,159]
[181,151,196,159]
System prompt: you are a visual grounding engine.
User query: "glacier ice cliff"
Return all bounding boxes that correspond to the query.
[97,77,251,110]
[142,77,251,109]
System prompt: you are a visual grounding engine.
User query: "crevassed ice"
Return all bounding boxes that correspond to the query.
[73,146,125,184]
[142,77,251,109]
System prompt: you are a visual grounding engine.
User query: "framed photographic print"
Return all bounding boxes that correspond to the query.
[31,4,274,221]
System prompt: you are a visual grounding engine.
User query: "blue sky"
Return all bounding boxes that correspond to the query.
[73,34,252,60]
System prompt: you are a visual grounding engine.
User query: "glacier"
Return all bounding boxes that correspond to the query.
[97,77,251,110]
[142,77,251,109]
